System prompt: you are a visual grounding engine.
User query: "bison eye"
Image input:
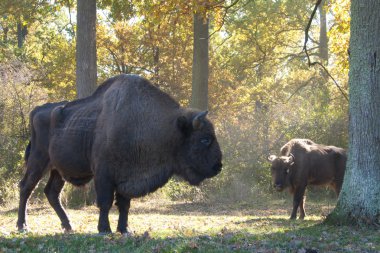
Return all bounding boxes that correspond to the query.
[200,137,212,146]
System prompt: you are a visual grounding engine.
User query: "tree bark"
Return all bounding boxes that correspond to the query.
[74,0,97,205]
[327,0,380,226]
[191,14,209,111]
[17,22,27,48]
[153,46,160,85]
[3,27,8,43]
[318,0,328,63]
[76,0,97,98]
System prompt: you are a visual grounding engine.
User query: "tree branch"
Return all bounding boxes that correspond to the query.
[209,0,244,38]
[286,76,317,102]
[303,0,348,102]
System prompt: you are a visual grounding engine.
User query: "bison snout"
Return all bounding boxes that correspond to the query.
[274,183,283,191]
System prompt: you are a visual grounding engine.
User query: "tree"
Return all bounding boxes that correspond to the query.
[327,0,380,226]
[318,0,328,63]
[191,14,209,110]
[76,0,97,98]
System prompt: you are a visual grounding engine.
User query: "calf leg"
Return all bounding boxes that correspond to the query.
[115,193,131,234]
[299,195,306,219]
[333,177,344,196]
[290,185,307,219]
[17,157,49,231]
[95,173,114,234]
[44,170,72,232]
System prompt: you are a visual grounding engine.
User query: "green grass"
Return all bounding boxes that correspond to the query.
[0,198,379,252]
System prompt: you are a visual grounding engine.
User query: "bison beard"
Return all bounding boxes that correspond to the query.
[268,139,346,220]
[17,74,222,234]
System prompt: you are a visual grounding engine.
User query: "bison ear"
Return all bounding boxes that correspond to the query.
[268,155,277,162]
[192,111,208,130]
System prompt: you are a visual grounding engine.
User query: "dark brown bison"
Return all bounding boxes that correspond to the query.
[17,74,222,234]
[267,139,346,219]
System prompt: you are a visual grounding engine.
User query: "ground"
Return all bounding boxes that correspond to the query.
[0,197,379,252]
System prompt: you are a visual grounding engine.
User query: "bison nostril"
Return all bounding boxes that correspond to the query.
[274,183,282,188]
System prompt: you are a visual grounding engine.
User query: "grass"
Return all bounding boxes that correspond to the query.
[0,197,379,253]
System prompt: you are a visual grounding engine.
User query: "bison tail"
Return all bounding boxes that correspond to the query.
[24,141,31,164]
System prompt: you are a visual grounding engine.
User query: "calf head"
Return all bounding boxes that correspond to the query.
[267,154,294,191]
[176,111,223,185]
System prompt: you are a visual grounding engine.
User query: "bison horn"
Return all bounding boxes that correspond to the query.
[287,154,295,165]
[267,155,277,162]
[192,111,208,130]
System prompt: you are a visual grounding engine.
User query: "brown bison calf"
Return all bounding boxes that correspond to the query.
[268,139,346,219]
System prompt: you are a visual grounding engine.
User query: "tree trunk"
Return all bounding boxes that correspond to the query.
[191,14,209,111]
[74,0,97,206]
[3,27,8,43]
[327,0,380,226]
[76,0,97,98]
[318,0,328,63]
[17,22,27,48]
[153,46,160,85]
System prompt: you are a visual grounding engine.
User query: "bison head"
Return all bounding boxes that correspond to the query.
[175,111,222,185]
[267,154,294,191]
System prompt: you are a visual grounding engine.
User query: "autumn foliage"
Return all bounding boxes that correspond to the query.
[0,0,350,204]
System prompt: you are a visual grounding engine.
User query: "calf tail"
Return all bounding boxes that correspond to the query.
[24,141,31,164]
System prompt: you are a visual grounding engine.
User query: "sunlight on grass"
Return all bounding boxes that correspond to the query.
[0,199,378,252]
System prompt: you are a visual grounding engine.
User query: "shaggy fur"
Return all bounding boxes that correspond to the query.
[268,139,346,219]
[17,74,222,234]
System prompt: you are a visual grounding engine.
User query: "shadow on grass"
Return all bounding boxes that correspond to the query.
[1,214,378,253]
[3,223,375,253]
[129,199,291,216]
[0,228,316,253]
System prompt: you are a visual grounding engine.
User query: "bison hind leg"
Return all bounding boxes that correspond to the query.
[299,195,306,219]
[17,160,48,231]
[44,170,72,232]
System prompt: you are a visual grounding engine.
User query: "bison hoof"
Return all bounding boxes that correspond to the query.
[63,228,74,234]
[289,216,297,220]
[17,224,29,233]
[299,216,305,220]
[18,228,29,233]
[119,228,134,237]
[97,231,112,236]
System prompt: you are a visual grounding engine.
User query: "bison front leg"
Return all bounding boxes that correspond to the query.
[44,170,72,232]
[95,173,114,234]
[290,185,307,220]
[115,193,131,234]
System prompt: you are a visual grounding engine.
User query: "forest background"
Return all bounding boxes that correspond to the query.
[0,0,350,206]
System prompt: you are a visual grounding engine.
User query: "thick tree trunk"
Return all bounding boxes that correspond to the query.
[74,0,97,205]
[191,14,209,111]
[318,0,328,63]
[327,0,380,226]
[76,0,97,98]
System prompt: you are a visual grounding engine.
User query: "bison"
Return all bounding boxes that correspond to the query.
[17,74,222,234]
[267,139,346,219]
